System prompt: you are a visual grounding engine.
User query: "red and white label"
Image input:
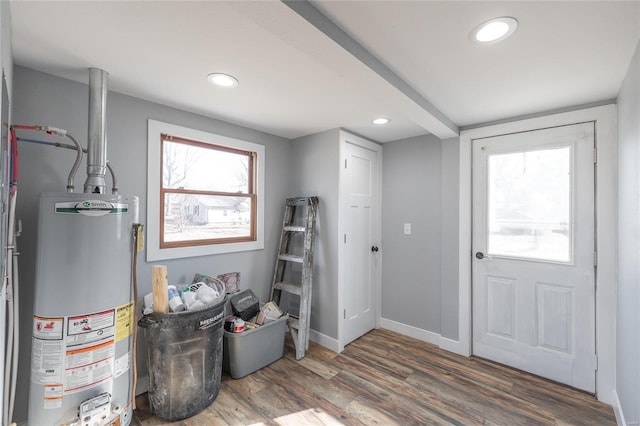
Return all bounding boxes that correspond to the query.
[64,339,114,394]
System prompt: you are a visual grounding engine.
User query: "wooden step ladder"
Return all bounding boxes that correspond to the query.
[270,196,319,360]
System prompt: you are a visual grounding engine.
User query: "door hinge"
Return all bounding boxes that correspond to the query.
[593,354,598,371]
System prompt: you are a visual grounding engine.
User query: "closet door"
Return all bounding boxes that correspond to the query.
[340,133,381,347]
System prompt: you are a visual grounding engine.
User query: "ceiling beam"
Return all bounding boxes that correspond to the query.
[282,0,459,139]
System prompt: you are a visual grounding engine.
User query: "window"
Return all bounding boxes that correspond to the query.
[487,146,571,262]
[161,134,256,247]
[147,120,264,261]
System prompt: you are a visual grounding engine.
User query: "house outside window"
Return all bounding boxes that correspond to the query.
[147,120,265,261]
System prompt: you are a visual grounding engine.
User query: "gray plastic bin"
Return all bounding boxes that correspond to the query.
[223,314,288,378]
[138,296,226,421]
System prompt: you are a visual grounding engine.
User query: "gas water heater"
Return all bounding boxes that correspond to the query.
[29,194,138,426]
[28,68,139,426]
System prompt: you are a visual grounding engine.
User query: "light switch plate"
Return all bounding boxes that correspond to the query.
[404,223,412,235]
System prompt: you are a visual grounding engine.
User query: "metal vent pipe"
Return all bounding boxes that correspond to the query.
[84,67,108,194]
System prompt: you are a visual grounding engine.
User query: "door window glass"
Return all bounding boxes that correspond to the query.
[488,146,571,262]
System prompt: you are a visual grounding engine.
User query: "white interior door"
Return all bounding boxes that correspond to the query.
[341,137,379,347]
[472,122,596,392]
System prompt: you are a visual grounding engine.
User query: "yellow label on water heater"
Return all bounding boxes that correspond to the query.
[115,301,134,343]
[136,225,145,252]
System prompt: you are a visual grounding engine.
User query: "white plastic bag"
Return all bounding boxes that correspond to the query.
[188,282,220,305]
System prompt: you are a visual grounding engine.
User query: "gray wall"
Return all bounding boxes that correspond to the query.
[1,0,12,93]
[381,135,442,332]
[616,40,640,425]
[290,129,340,340]
[439,138,459,340]
[12,66,292,424]
[381,134,460,340]
[290,129,458,344]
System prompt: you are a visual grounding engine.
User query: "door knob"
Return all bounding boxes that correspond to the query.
[371,246,379,253]
[475,251,493,260]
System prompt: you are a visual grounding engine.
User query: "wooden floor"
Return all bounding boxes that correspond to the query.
[133,328,616,425]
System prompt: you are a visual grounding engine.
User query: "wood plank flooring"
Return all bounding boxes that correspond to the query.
[133,328,616,425]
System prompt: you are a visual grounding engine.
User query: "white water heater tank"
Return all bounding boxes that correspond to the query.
[28,192,139,426]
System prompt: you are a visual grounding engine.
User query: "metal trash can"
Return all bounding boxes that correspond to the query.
[138,295,226,421]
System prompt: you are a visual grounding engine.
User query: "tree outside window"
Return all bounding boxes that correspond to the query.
[160,134,256,248]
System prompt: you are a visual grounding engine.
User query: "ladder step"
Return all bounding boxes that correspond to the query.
[278,254,303,263]
[274,281,302,295]
[288,317,299,330]
[286,197,316,207]
[283,225,306,232]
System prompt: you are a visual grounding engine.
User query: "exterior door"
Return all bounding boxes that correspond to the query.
[341,136,380,347]
[472,122,596,392]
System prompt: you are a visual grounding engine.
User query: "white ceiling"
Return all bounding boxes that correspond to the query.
[8,1,640,143]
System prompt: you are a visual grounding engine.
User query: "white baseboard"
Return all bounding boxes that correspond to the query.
[379,318,440,345]
[308,321,461,356]
[438,335,469,357]
[309,328,341,353]
[612,390,627,426]
[380,318,469,357]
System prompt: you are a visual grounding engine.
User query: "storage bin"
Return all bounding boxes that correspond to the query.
[223,314,288,379]
[138,296,226,421]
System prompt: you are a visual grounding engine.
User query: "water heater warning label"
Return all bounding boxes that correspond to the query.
[43,384,63,409]
[31,310,117,401]
[116,301,134,343]
[64,339,114,394]
[67,309,115,346]
[31,316,65,386]
[33,316,63,340]
[31,337,64,384]
[63,309,116,394]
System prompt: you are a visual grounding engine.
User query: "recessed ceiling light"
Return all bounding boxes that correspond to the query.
[373,118,390,125]
[470,17,518,44]
[207,73,238,88]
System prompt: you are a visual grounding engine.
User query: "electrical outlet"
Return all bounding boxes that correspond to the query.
[403,223,412,235]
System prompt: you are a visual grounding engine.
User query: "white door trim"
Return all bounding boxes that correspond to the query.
[456,105,617,403]
[337,130,382,352]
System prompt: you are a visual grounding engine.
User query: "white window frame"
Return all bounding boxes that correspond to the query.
[147,119,265,261]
